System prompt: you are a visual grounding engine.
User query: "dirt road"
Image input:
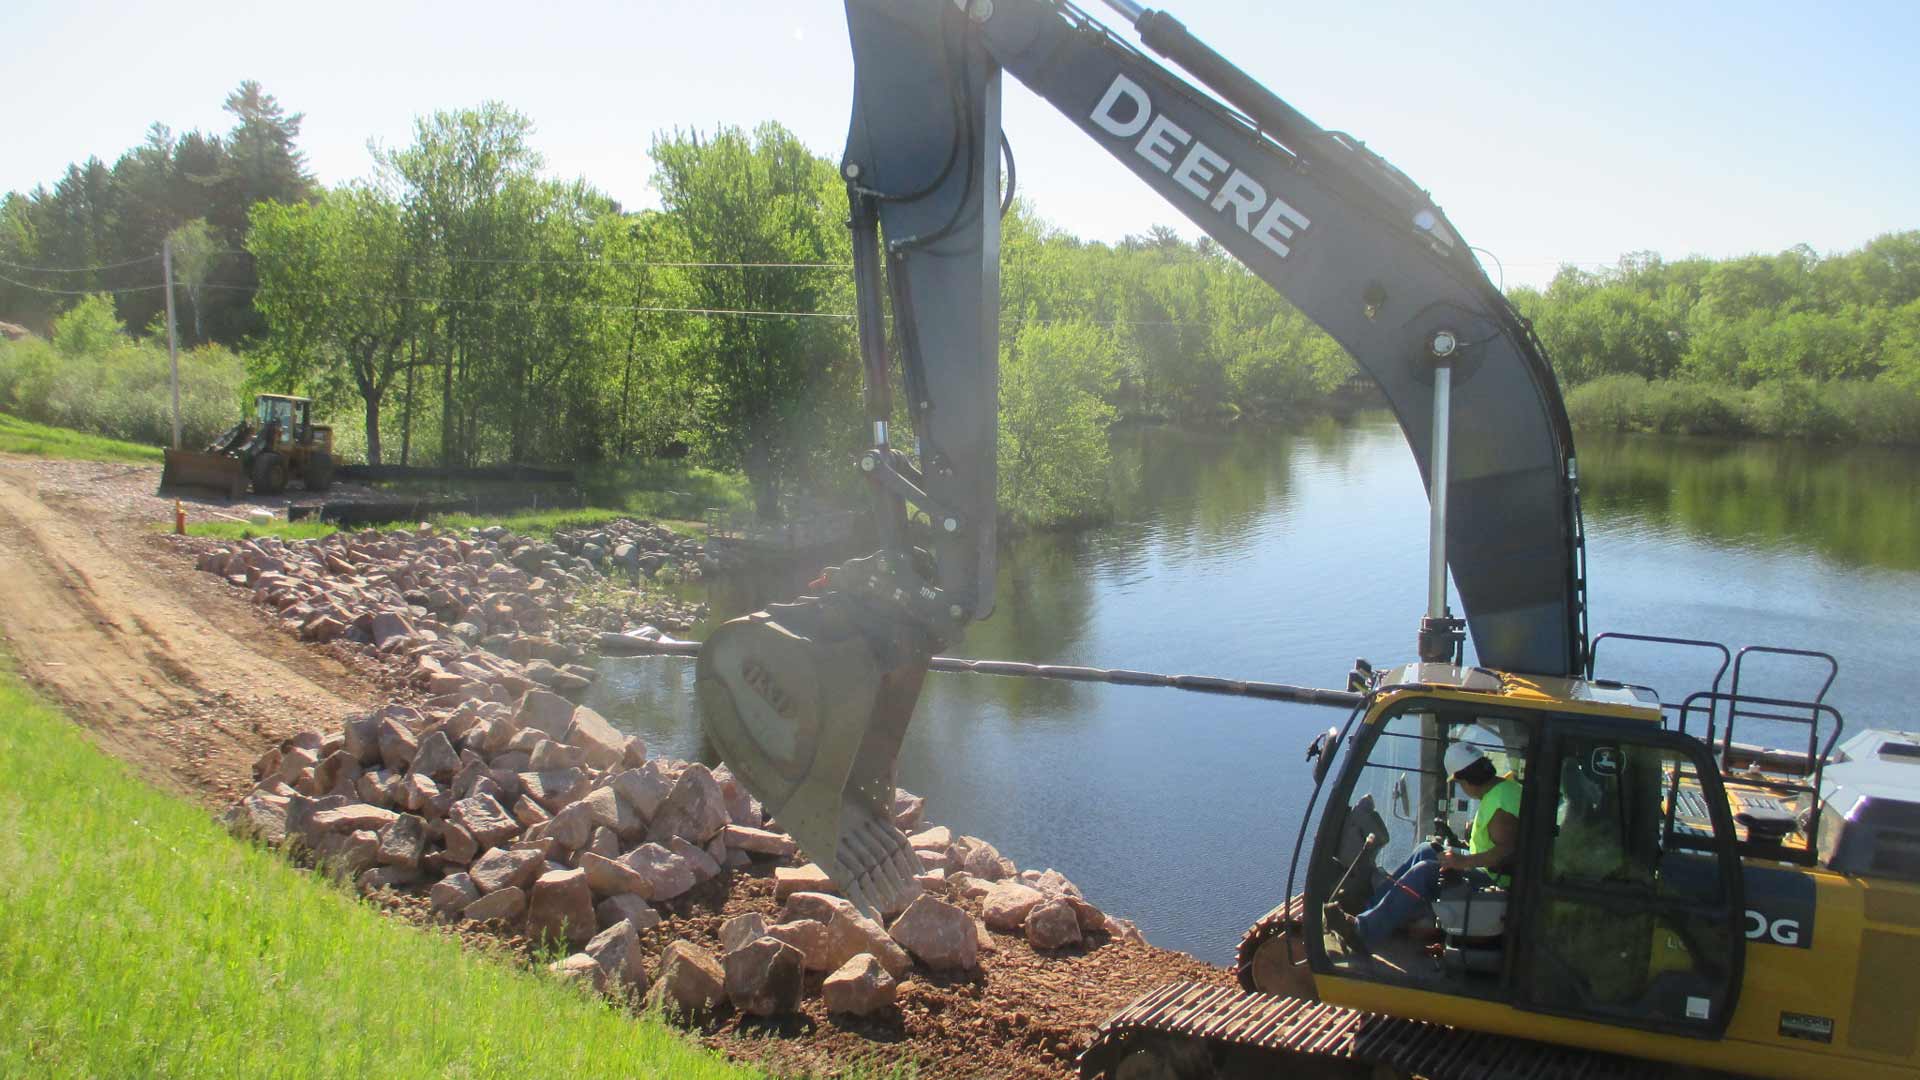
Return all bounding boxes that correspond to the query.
[0,456,372,802]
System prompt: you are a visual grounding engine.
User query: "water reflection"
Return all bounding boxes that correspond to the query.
[1580,433,1920,572]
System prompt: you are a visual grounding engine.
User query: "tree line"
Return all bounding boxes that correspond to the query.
[0,93,1355,523]
[3,87,1916,527]
[0,82,314,345]
[1516,238,1920,440]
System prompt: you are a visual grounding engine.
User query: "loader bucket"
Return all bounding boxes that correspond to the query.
[697,598,930,919]
[160,449,247,501]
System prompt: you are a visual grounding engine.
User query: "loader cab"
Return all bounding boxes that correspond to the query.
[254,394,310,450]
[1298,664,1749,1039]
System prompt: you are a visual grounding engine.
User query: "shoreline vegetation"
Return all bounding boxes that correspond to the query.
[1564,375,1919,443]
[2,86,1915,530]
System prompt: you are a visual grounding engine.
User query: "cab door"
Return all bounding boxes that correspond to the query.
[1514,719,1745,1037]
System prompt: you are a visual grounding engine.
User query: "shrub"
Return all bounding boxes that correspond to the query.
[0,331,247,447]
[51,294,127,359]
[1565,376,1917,444]
[1564,375,1652,432]
[1742,379,1848,441]
[1642,381,1743,436]
[1812,380,1920,445]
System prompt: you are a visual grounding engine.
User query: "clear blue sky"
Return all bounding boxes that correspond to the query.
[5,0,1916,287]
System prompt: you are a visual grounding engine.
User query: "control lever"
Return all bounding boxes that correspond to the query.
[1429,820,1465,887]
[1326,832,1378,905]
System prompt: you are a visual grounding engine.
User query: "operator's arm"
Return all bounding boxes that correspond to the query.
[1440,810,1518,873]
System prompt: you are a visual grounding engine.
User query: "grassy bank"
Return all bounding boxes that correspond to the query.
[182,518,344,542]
[1566,375,1920,443]
[0,664,754,1079]
[0,412,166,463]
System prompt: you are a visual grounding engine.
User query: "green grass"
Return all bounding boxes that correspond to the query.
[435,506,705,539]
[0,412,165,464]
[372,461,750,524]
[0,663,757,1079]
[181,519,343,542]
[579,459,752,521]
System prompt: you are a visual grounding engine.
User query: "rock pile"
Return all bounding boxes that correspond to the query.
[222,683,1139,1026]
[200,521,1145,1038]
[189,522,706,694]
[550,520,706,583]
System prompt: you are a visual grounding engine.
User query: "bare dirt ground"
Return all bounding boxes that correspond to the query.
[0,452,1237,1078]
[0,455,373,801]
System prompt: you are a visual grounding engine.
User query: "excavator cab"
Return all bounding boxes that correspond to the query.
[1295,665,1748,1041]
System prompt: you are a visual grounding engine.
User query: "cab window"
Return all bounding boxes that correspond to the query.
[1522,729,1740,1033]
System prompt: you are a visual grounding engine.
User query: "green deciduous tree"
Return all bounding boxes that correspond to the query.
[250,187,418,463]
[650,123,854,518]
[998,321,1117,527]
[52,293,127,358]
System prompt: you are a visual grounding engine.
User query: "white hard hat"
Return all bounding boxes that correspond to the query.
[1445,727,1497,778]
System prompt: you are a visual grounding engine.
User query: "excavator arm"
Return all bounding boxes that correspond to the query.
[697,0,1587,917]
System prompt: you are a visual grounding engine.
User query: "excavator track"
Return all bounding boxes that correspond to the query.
[1079,982,1651,1080]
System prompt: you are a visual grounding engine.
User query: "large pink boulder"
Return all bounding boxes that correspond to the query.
[888,895,980,971]
[822,953,898,1017]
[645,763,729,845]
[1024,897,1084,950]
[724,936,805,1017]
[652,941,725,1015]
[468,847,545,894]
[982,881,1046,930]
[619,842,697,902]
[527,867,597,948]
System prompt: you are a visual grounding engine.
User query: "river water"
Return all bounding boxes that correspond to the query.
[589,416,1920,963]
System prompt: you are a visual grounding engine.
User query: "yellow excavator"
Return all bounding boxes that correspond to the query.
[678,2,1920,1077]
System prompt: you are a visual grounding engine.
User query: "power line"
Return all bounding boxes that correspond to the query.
[197,282,854,320]
[198,281,1208,327]
[0,252,160,274]
[0,272,167,297]
[221,249,855,271]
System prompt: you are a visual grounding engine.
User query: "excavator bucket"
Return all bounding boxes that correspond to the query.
[697,598,930,919]
[159,449,247,500]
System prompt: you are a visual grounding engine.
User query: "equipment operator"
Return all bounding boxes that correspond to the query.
[1326,732,1522,956]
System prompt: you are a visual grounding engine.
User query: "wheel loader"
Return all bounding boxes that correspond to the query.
[160,393,335,499]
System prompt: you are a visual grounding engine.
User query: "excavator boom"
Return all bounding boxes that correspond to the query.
[698,0,1588,918]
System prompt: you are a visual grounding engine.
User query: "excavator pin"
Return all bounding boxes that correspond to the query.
[696,597,932,920]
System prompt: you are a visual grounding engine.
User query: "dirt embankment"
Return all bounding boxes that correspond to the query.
[0,454,1234,1079]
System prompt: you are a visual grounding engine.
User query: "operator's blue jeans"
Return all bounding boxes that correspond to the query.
[1353,844,1492,949]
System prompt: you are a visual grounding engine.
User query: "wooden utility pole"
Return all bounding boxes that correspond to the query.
[163,238,181,449]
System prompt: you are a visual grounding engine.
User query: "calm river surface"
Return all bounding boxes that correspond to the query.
[590,416,1920,963]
